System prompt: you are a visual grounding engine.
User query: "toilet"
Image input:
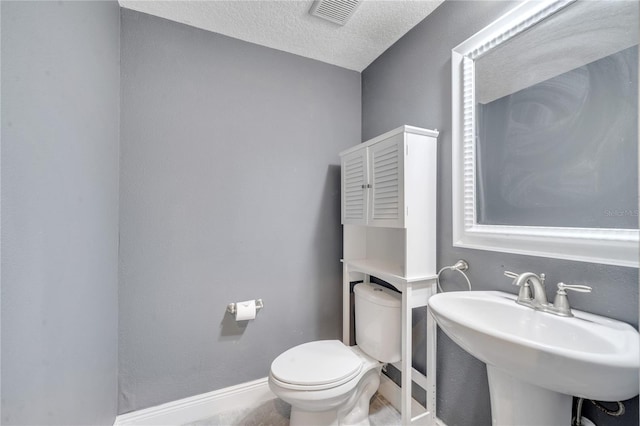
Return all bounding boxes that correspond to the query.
[269,282,401,426]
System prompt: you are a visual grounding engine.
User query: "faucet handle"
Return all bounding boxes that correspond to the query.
[556,282,592,294]
[552,283,592,317]
[504,271,519,279]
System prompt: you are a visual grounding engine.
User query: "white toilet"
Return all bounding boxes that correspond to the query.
[269,282,401,426]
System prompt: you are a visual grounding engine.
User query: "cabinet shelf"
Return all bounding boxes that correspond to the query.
[341,258,436,288]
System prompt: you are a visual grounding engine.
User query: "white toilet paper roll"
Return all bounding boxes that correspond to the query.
[235,300,256,321]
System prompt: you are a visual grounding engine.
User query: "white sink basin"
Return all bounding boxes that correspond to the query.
[429,291,639,425]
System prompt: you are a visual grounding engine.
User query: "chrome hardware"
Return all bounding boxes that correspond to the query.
[548,283,592,317]
[451,260,469,271]
[504,271,547,308]
[503,271,518,279]
[437,260,472,293]
[226,299,263,315]
[504,270,592,318]
[557,283,592,293]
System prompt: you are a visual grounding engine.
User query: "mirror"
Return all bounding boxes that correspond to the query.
[452,0,639,267]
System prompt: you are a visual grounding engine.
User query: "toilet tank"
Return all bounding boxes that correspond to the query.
[354,282,401,363]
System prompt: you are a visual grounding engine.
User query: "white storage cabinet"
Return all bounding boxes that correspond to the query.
[342,132,405,228]
[340,125,439,426]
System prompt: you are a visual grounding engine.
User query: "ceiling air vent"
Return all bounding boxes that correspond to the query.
[309,0,361,26]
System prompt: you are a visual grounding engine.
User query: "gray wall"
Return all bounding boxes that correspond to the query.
[362,1,638,425]
[1,2,120,425]
[119,9,360,413]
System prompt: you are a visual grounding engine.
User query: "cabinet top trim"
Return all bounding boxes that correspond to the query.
[339,125,439,157]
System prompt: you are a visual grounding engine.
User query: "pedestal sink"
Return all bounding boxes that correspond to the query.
[428,291,639,426]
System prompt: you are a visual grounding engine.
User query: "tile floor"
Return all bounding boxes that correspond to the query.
[184,392,401,426]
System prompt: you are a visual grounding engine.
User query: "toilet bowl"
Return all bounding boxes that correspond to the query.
[269,341,382,426]
[269,283,402,426]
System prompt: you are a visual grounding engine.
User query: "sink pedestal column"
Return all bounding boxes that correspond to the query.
[487,366,572,426]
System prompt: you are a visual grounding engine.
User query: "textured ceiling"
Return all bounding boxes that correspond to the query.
[118,0,444,71]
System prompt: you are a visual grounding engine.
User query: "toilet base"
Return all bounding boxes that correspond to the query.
[286,366,381,426]
[290,408,339,426]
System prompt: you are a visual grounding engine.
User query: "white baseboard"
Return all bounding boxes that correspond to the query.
[114,377,274,426]
[114,375,447,426]
[378,374,448,426]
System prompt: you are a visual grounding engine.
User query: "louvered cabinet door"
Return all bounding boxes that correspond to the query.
[368,134,405,228]
[341,149,369,225]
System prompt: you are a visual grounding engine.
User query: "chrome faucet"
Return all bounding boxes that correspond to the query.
[547,282,592,317]
[504,271,547,308]
[504,271,592,317]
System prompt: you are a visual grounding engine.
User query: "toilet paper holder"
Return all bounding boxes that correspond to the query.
[226,299,264,315]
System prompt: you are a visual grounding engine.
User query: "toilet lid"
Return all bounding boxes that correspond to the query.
[271,340,363,388]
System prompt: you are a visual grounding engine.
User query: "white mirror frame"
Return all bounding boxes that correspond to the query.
[452,0,639,268]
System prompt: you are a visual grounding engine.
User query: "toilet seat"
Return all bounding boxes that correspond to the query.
[270,340,363,391]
